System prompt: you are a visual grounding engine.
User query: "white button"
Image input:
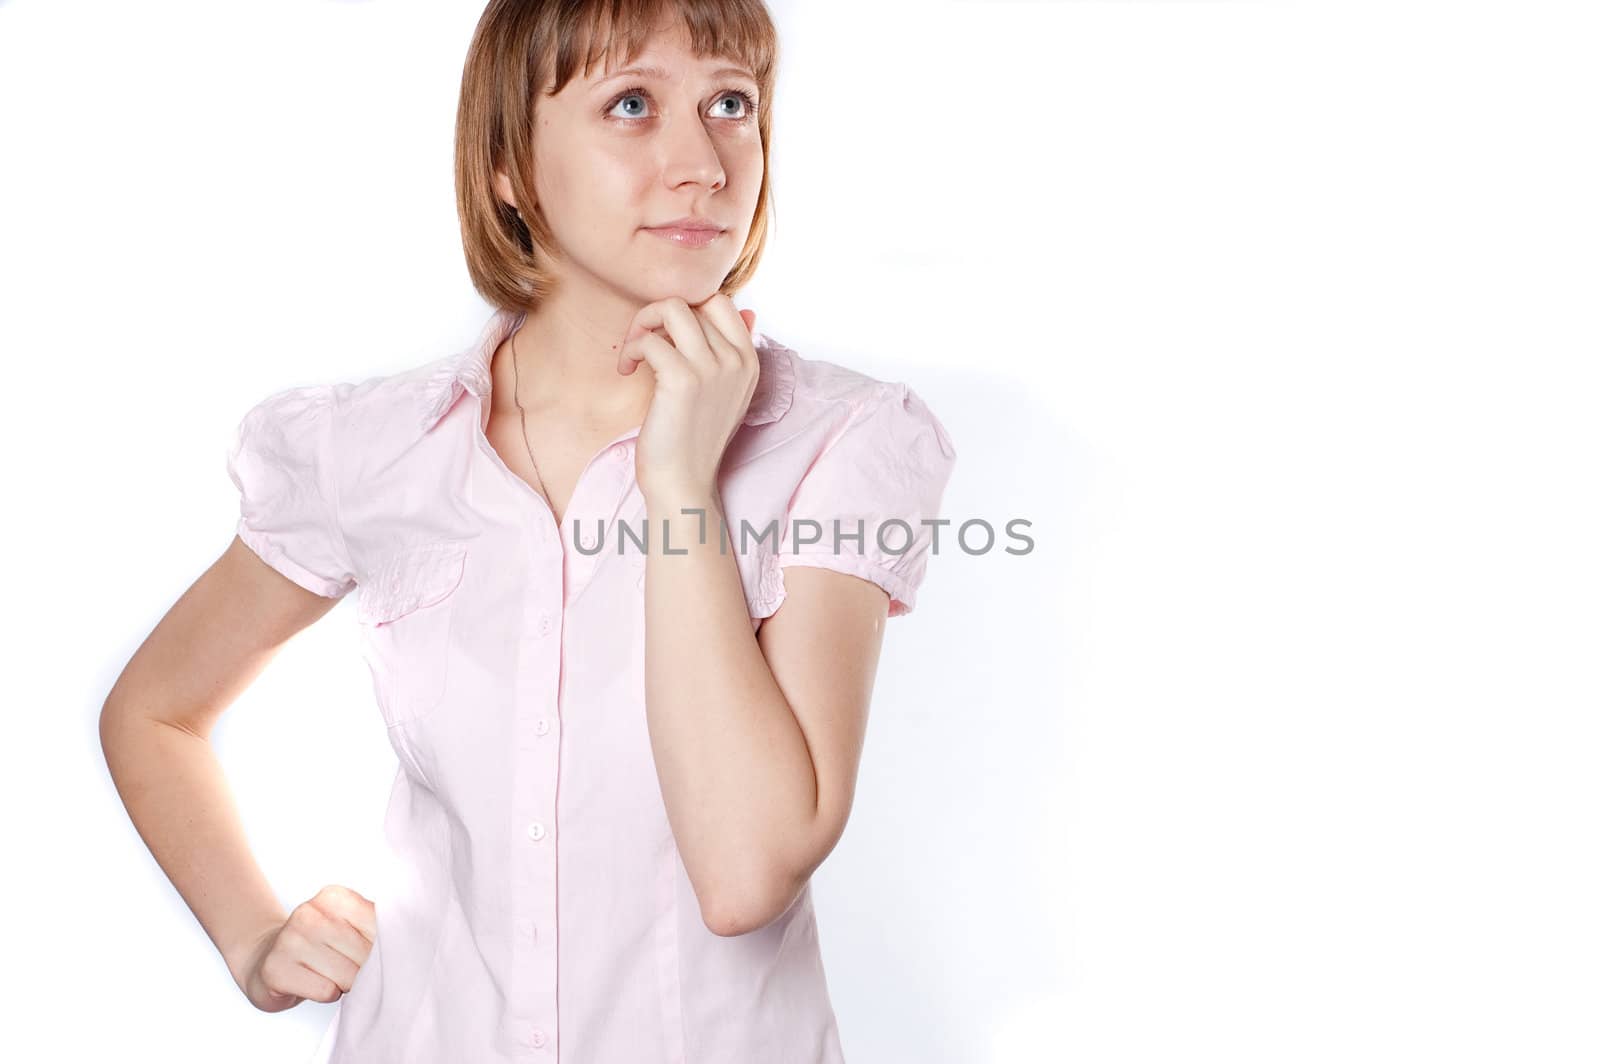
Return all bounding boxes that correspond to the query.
[536,611,553,637]
[534,718,550,736]
[611,444,629,462]
[516,917,536,939]
[527,1027,547,1048]
[526,821,546,841]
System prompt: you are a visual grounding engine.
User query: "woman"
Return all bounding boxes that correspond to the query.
[100,1,957,1061]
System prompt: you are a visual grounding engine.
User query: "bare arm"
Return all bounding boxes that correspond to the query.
[99,536,372,1010]
[643,490,886,938]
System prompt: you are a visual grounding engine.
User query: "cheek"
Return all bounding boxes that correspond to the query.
[725,142,766,193]
[539,156,645,239]
[575,146,659,205]
[534,122,643,191]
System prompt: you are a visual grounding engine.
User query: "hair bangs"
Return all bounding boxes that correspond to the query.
[545,0,776,99]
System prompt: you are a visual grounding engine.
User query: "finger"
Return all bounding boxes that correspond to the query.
[350,897,378,944]
[261,952,326,1004]
[268,924,346,1003]
[306,936,364,993]
[692,304,744,369]
[698,294,754,356]
[620,328,692,385]
[300,901,374,970]
[316,884,377,944]
[739,308,756,335]
[622,298,719,373]
[281,961,344,1004]
[694,295,756,369]
[617,319,675,376]
[324,914,376,967]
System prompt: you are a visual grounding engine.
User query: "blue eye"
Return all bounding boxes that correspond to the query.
[610,90,649,119]
[604,85,758,123]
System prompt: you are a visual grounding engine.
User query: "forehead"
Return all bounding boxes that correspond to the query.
[580,10,750,77]
[540,7,762,100]
[587,59,756,85]
[589,40,748,82]
[550,48,752,100]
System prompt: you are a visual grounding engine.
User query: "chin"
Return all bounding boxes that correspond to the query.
[634,276,727,307]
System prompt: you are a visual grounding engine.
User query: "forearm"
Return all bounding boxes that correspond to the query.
[99,709,288,985]
[642,488,819,931]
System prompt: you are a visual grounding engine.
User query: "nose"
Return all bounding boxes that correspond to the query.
[659,112,726,193]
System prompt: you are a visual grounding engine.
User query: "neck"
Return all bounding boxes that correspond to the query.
[500,290,657,424]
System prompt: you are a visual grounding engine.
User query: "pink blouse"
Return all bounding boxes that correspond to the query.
[226,307,958,1063]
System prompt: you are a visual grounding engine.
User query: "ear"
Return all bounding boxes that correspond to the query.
[492,169,523,212]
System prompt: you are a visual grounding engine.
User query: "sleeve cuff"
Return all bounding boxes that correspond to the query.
[236,518,355,599]
[776,551,919,618]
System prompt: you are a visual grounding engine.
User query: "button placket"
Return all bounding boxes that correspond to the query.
[506,547,558,1061]
[561,442,640,607]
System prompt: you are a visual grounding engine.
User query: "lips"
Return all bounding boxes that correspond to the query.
[643,226,724,248]
[647,216,725,232]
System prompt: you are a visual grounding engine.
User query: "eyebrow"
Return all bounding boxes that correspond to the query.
[596,64,757,86]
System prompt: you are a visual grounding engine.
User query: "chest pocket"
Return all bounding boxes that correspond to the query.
[356,539,468,728]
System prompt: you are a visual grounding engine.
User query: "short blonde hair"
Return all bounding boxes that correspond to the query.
[455,0,780,310]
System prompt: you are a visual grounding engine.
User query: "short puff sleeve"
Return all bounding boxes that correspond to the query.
[779,383,957,617]
[226,384,356,599]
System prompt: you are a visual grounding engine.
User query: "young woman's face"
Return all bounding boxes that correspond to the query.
[518,21,765,306]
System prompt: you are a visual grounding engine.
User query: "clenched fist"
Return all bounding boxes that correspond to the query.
[229,885,377,1013]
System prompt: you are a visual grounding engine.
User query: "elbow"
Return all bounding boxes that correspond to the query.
[694,818,840,936]
[699,870,802,938]
[98,695,154,748]
[700,902,751,938]
[700,895,769,938]
[98,696,131,751]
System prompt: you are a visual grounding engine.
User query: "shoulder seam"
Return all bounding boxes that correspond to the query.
[319,383,355,593]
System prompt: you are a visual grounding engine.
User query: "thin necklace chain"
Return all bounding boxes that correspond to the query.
[508,324,550,504]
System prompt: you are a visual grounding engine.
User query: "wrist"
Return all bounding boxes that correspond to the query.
[222,920,281,989]
[642,488,730,559]
[642,480,720,515]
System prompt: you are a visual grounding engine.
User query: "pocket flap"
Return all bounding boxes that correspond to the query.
[357,540,468,626]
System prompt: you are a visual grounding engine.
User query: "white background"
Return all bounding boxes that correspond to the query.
[3,0,1596,1061]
